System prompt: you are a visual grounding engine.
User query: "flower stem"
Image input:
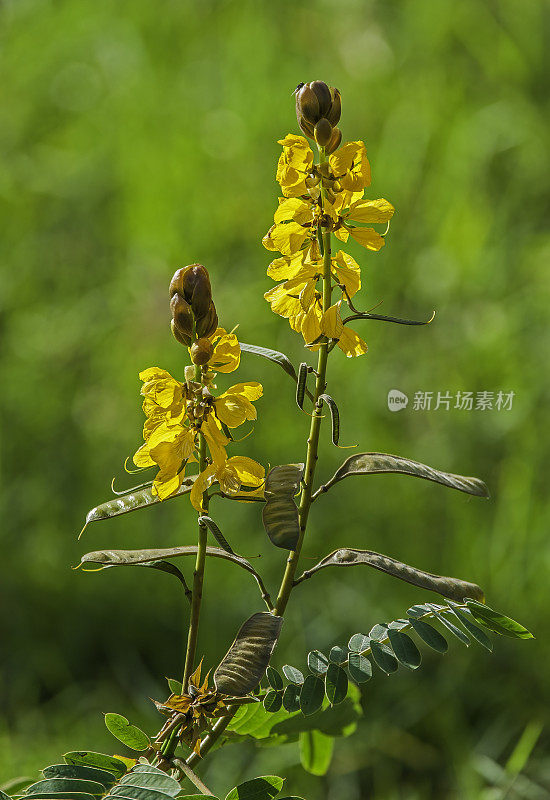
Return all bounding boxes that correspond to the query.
[183,364,209,692]
[273,146,332,616]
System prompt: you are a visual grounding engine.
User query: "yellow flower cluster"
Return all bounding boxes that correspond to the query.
[263,134,394,356]
[133,327,264,509]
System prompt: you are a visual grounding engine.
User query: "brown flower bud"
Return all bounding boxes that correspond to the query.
[314,118,333,147]
[325,89,341,126]
[195,300,218,339]
[295,84,320,125]
[190,337,214,366]
[325,126,342,155]
[170,294,193,339]
[294,82,342,143]
[171,319,192,346]
[298,115,315,138]
[309,81,332,117]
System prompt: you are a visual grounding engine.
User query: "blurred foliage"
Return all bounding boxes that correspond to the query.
[1,0,549,796]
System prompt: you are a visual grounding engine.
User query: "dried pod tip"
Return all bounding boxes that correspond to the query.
[190,338,214,366]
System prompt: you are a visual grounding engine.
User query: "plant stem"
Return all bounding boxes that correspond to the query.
[186,707,235,767]
[183,365,209,692]
[273,146,332,616]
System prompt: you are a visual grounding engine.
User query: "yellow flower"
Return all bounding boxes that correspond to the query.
[190,456,265,512]
[214,382,263,428]
[332,197,394,251]
[329,141,371,194]
[331,250,361,299]
[139,367,184,411]
[276,134,314,197]
[145,424,197,500]
[208,328,241,373]
[320,301,368,358]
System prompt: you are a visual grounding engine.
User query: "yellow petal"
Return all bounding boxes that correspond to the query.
[226,456,265,486]
[338,326,368,358]
[190,465,217,511]
[268,221,310,257]
[321,302,344,339]
[202,415,229,466]
[264,283,303,319]
[333,226,349,243]
[210,332,241,374]
[153,469,184,501]
[301,304,322,345]
[266,253,306,281]
[274,197,314,226]
[133,443,155,468]
[225,382,263,401]
[333,250,361,298]
[215,395,257,428]
[348,198,394,224]
[349,226,385,251]
[299,279,318,311]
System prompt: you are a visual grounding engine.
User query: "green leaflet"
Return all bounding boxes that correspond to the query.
[465,600,534,639]
[307,650,329,675]
[347,653,372,683]
[214,612,283,696]
[282,665,304,684]
[447,603,493,650]
[407,619,448,653]
[299,675,325,716]
[42,766,116,789]
[329,646,347,664]
[225,776,284,800]
[293,547,484,603]
[263,690,283,713]
[104,713,150,751]
[299,730,334,776]
[313,452,489,500]
[63,753,127,777]
[267,666,284,690]
[370,641,399,674]
[282,684,301,712]
[325,664,348,705]
[25,778,104,797]
[262,464,304,550]
[387,629,422,669]
[118,773,180,797]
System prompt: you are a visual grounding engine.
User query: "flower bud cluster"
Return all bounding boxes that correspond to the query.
[170,264,218,348]
[295,81,342,153]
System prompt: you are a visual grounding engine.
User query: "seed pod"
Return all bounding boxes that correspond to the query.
[325,126,342,155]
[314,118,333,147]
[190,337,214,366]
[195,300,218,339]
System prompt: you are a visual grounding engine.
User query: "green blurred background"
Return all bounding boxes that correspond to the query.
[1,0,549,796]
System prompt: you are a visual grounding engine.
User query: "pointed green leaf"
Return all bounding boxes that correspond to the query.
[447,604,493,650]
[329,646,347,664]
[348,633,370,653]
[370,641,398,674]
[214,613,283,696]
[282,665,304,684]
[24,794,95,800]
[466,601,534,639]
[104,713,150,751]
[63,753,127,778]
[428,605,470,645]
[263,690,283,713]
[225,775,284,800]
[178,796,218,800]
[325,664,348,705]
[307,650,329,675]
[407,604,433,618]
[110,787,174,800]
[299,730,335,776]
[282,684,301,712]
[119,772,180,796]
[166,678,182,695]
[347,653,372,683]
[387,629,422,669]
[240,342,298,381]
[42,766,116,788]
[266,666,283,691]
[408,619,448,653]
[300,675,325,716]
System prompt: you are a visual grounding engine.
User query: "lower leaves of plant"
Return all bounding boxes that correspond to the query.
[7,80,534,800]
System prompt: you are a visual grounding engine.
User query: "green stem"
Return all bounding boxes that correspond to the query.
[183,364,210,692]
[274,146,332,617]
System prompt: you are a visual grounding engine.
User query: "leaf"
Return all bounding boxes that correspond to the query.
[282,665,304,684]
[318,394,340,446]
[214,612,283,695]
[329,646,347,664]
[370,641,398,674]
[178,796,219,800]
[266,667,284,691]
[307,650,329,675]
[325,664,348,705]
[408,619,448,653]
[25,779,105,796]
[347,653,372,683]
[368,624,388,641]
[24,793,96,800]
[282,684,301,712]
[262,464,304,551]
[42,765,116,788]
[271,685,362,739]
[428,604,470,645]
[1,778,34,795]
[166,678,183,695]
[447,603,493,650]
[299,730,334,776]
[313,452,489,500]
[348,633,370,652]
[110,787,175,800]
[225,775,284,800]
[240,342,298,381]
[293,548,484,602]
[63,753,127,777]
[263,690,283,713]
[104,713,150,751]
[119,772,181,796]
[80,478,197,533]
[387,629,422,669]
[299,675,325,716]
[198,516,235,554]
[465,600,534,639]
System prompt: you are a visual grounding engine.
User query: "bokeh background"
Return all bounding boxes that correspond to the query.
[1,0,549,797]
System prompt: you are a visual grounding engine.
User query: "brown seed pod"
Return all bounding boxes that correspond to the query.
[190,338,214,366]
[314,118,333,147]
